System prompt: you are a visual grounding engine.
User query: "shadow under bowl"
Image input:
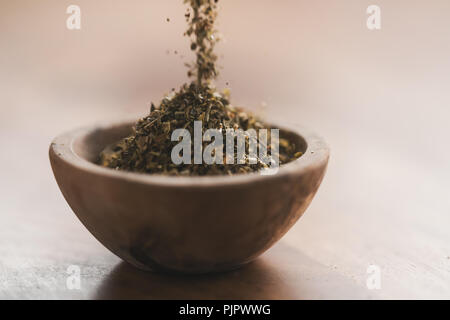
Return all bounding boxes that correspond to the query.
[49,121,329,274]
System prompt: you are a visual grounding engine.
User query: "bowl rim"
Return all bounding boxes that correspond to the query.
[50,120,330,188]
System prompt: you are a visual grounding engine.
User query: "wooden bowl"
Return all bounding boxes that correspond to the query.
[49,121,329,274]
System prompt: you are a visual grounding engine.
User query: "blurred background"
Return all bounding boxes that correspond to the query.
[0,0,449,299]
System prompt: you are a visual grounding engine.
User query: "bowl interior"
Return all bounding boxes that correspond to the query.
[74,123,133,163]
[73,122,308,167]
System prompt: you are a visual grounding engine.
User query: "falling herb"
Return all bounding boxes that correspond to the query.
[184,0,219,85]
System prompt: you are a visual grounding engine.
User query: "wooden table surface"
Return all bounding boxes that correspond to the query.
[1,0,449,299]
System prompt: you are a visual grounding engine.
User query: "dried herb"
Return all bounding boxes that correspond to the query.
[98,0,301,176]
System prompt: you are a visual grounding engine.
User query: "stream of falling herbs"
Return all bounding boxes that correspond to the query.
[98,0,302,176]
